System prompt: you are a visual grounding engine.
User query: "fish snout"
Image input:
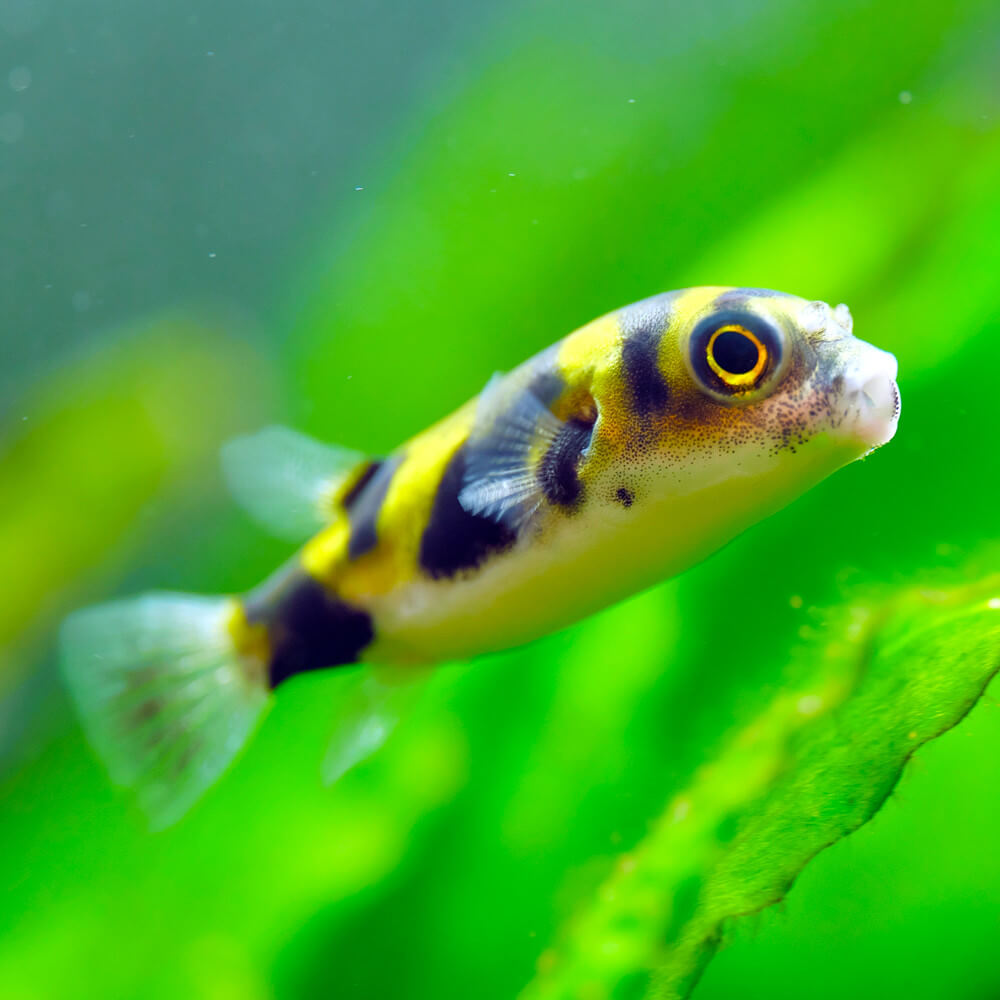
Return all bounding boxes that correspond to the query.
[838,342,900,450]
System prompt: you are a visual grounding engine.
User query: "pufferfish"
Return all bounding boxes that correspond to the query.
[61,286,900,827]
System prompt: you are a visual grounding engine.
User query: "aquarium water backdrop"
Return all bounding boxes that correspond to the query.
[1,0,999,997]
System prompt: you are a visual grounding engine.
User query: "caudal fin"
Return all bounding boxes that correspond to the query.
[60,593,270,829]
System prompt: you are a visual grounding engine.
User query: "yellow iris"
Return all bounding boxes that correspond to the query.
[706,325,767,387]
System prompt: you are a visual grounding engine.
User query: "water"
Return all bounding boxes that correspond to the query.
[1,1,998,997]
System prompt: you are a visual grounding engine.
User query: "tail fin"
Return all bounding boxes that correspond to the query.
[60,592,270,830]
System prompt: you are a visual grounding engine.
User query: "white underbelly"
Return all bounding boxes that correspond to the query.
[363,479,753,664]
[360,434,850,665]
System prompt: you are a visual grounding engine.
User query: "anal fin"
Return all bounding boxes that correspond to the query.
[322,671,427,785]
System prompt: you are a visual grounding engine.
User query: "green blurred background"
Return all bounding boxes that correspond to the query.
[2,0,999,996]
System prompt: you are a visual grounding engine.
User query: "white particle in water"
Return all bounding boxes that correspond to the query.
[899,90,912,105]
[8,66,31,91]
[208,251,217,258]
[354,185,364,191]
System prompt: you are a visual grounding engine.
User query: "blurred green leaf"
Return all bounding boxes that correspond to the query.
[0,315,270,693]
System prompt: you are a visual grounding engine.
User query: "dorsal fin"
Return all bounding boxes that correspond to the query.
[457,373,568,530]
[221,425,368,542]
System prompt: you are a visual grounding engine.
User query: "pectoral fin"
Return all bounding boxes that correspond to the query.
[457,374,567,530]
[458,373,594,528]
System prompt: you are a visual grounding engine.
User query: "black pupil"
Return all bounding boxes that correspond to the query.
[712,329,760,375]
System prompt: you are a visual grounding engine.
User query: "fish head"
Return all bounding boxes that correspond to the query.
[588,287,901,523]
[661,287,900,466]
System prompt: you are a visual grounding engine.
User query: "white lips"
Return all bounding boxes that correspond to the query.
[841,343,900,449]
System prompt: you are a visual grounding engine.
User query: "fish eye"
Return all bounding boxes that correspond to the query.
[689,311,784,399]
[706,325,767,387]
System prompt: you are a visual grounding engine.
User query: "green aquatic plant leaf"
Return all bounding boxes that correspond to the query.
[520,576,1000,1000]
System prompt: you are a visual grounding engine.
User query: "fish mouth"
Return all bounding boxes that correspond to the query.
[837,346,901,451]
[853,372,901,449]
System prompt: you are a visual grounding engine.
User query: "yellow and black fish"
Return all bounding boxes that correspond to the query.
[61,286,900,826]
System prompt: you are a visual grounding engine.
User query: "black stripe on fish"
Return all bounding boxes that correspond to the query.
[244,567,374,686]
[346,454,403,560]
[419,442,517,579]
[340,459,382,508]
[620,302,671,417]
